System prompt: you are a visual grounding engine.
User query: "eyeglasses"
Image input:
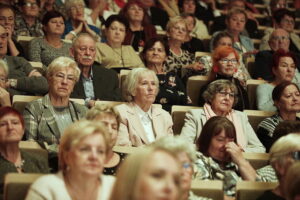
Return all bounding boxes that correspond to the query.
[172,26,187,33]
[281,19,295,24]
[271,36,289,41]
[291,151,300,160]
[218,91,236,98]
[219,58,238,64]
[53,73,76,83]
[0,76,7,83]
[0,16,14,23]
[70,5,84,12]
[182,162,192,169]
[23,2,38,7]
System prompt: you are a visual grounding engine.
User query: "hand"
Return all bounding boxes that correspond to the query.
[225,142,245,165]
[74,22,83,34]
[190,62,204,71]
[0,87,11,106]
[87,100,96,108]
[28,70,42,77]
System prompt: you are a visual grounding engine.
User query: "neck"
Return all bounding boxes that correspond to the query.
[107,41,122,48]
[0,143,21,163]
[65,170,100,193]
[228,30,240,42]
[80,65,91,78]
[181,190,189,200]
[147,63,164,74]
[24,16,36,26]
[130,21,142,31]
[135,101,151,112]
[49,93,69,107]
[169,39,182,49]
[279,111,296,120]
[45,35,62,46]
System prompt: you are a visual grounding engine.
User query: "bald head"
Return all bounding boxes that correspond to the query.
[269,28,290,52]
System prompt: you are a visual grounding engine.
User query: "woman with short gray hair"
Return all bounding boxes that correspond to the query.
[181,79,265,153]
[115,68,173,146]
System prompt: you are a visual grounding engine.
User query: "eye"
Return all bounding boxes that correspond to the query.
[79,146,90,152]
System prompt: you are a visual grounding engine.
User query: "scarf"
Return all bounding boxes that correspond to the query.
[203,103,247,149]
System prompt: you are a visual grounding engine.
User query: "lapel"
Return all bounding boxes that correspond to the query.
[127,103,150,144]
[91,65,103,99]
[151,106,163,138]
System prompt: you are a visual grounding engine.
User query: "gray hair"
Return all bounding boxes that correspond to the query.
[65,0,85,12]
[72,32,97,48]
[46,56,81,82]
[0,60,8,76]
[202,79,238,105]
[122,68,159,102]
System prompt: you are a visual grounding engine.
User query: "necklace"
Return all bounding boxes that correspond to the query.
[110,45,125,68]
[15,160,25,170]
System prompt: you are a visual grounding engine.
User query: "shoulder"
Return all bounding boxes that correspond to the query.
[257,83,273,90]
[31,173,63,188]
[187,108,205,116]
[152,106,171,118]
[93,64,117,76]
[71,101,87,114]
[115,103,132,113]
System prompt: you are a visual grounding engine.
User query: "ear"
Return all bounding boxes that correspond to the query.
[273,161,285,178]
[70,47,75,58]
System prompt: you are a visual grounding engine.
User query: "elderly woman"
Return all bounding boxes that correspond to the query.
[115,68,173,146]
[24,57,87,156]
[284,162,300,200]
[95,14,144,69]
[25,120,115,200]
[256,134,300,200]
[257,81,300,152]
[198,46,249,110]
[194,116,264,198]
[141,37,189,112]
[28,11,72,67]
[181,79,265,152]
[256,49,298,111]
[0,60,10,107]
[109,146,181,200]
[120,0,157,52]
[86,104,126,175]
[164,16,204,80]
[63,0,101,41]
[153,136,212,200]
[0,107,49,199]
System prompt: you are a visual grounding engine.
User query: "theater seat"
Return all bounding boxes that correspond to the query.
[236,181,278,200]
[191,180,223,200]
[186,75,208,106]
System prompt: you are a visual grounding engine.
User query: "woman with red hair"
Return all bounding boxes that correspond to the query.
[120,0,157,52]
[0,107,49,198]
[256,49,298,111]
[198,46,249,111]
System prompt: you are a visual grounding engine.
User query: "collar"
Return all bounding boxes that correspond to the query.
[81,66,93,80]
[134,103,153,120]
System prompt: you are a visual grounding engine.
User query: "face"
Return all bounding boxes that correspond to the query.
[0,26,8,57]
[276,84,300,112]
[0,67,7,88]
[274,0,286,11]
[69,3,84,21]
[0,8,15,34]
[168,22,188,42]
[185,16,195,32]
[145,41,167,66]
[216,36,233,48]
[127,4,144,23]
[273,56,296,82]
[211,88,235,116]
[0,114,24,144]
[269,29,290,51]
[227,13,246,33]
[44,17,65,36]
[208,130,235,162]
[22,0,40,18]
[183,0,196,14]
[48,67,77,98]
[177,152,193,192]
[94,114,118,148]
[106,21,126,46]
[136,151,181,200]
[217,53,238,76]
[71,36,96,67]
[133,73,157,105]
[279,15,295,33]
[65,134,107,176]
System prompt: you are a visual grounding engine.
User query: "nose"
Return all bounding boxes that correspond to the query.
[163,177,176,196]
[7,122,13,130]
[148,83,155,91]
[89,148,98,159]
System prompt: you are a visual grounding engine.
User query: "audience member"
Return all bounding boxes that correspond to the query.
[28,11,72,67]
[86,104,126,175]
[39,0,67,20]
[181,79,265,152]
[0,24,48,96]
[24,57,87,159]
[25,120,115,200]
[0,60,10,107]
[194,116,263,198]
[115,68,173,146]
[109,146,181,200]
[141,37,189,112]
[257,134,300,200]
[95,15,144,69]
[257,81,300,151]
[198,46,249,111]
[83,0,104,28]
[284,162,300,200]
[157,0,180,18]
[63,0,101,41]
[15,0,44,37]
[256,49,298,111]
[120,0,157,52]
[70,33,121,107]
[193,0,221,26]
[0,107,49,199]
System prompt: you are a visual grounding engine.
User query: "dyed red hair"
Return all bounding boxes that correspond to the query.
[271,49,297,71]
[0,106,24,128]
[119,0,150,26]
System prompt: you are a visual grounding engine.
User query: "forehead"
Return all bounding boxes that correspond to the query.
[282,15,293,20]
[128,3,142,9]
[76,133,105,146]
[138,72,155,81]
[283,84,298,92]
[0,8,14,16]
[75,36,95,47]
[95,113,117,122]
[0,113,20,121]
[146,151,179,170]
[152,41,164,48]
[230,13,245,19]
[54,67,75,75]
[24,0,37,3]
[273,30,289,37]
[110,21,125,28]
[279,56,294,63]
[219,37,232,43]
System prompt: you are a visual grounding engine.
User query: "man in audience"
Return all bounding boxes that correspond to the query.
[70,33,121,108]
[253,28,300,81]
[0,24,48,95]
[260,9,300,53]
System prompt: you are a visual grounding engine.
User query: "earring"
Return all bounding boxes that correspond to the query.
[213,65,219,73]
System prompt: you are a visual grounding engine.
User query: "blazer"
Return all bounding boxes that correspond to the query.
[115,103,173,146]
[70,63,121,101]
[180,108,266,153]
[24,94,87,153]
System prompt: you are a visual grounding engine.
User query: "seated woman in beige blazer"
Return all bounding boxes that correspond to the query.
[115,68,173,146]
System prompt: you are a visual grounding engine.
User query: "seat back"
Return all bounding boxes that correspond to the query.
[236,181,278,200]
[191,180,223,200]
[19,141,48,161]
[113,146,139,154]
[244,110,275,132]
[246,79,267,110]
[243,152,270,169]
[186,76,208,106]
[4,173,44,200]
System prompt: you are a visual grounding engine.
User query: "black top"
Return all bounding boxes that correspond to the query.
[256,190,285,200]
[132,30,145,52]
[198,74,249,111]
[103,152,126,176]
[182,37,205,54]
